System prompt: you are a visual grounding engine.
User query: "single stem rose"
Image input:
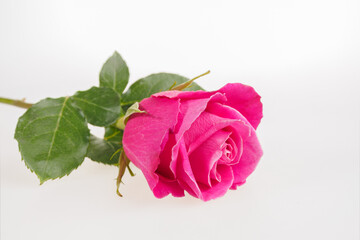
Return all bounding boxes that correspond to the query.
[0,97,33,109]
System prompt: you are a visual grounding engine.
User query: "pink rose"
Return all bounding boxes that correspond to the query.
[123,83,263,201]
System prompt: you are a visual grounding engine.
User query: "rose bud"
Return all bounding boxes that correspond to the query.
[123,83,263,201]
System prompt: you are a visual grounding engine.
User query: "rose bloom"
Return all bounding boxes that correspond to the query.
[123,83,263,201]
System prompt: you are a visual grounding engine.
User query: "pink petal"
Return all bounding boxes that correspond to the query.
[210,162,221,183]
[155,83,263,129]
[168,98,212,178]
[216,83,263,129]
[152,176,185,198]
[176,139,202,198]
[169,93,227,177]
[230,129,263,189]
[206,102,252,141]
[188,130,231,187]
[205,101,263,188]
[156,132,176,180]
[184,111,238,154]
[153,90,215,100]
[123,97,180,193]
[200,165,234,201]
[219,132,241,165]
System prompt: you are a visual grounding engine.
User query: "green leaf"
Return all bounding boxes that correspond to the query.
[99,51,129,94]
[14,97,90,183]
[71,87,122,127]
[121,73,204,105]
[86,135,121,165]
[86,126,123,165]
[104,126,123,144]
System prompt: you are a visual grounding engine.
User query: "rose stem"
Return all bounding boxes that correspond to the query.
[0,97,32,109]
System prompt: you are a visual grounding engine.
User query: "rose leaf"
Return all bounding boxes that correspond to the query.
[14,97,90,184]
[104,126,123,145]
[99,51,129,94]
[71,86,122,127]
[86,134,121,165]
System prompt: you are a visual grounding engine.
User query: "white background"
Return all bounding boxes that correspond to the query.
[0,0,359,239]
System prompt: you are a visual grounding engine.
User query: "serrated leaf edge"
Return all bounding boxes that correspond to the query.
[14,97,90,184]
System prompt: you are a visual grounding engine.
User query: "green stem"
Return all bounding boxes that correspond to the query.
[0,97,33,109]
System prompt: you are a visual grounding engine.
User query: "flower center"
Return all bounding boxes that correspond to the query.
[219,134,238,164]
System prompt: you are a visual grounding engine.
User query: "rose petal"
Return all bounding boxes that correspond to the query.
[153,90,223,102]
[210,161,221,183]
[152,176,185,198]
[184,111,238,154]
[219,133,240,165]
[205,101,262,187]
[156,132,176,179]
[230,128,263,189]
[200,165,234,201]
[169,98,212,177]
[176,138,202,198]
[216,83,263,129]
[206,102,252,141]
[168,93,227,177]
[123,97,180,193]
[188,130,231,187]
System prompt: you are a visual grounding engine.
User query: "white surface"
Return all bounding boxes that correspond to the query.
[0,0,359,239]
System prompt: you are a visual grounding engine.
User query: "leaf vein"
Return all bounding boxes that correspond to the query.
[72,97,119,114]
[43,97,69,175]
[21,115,60,133]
